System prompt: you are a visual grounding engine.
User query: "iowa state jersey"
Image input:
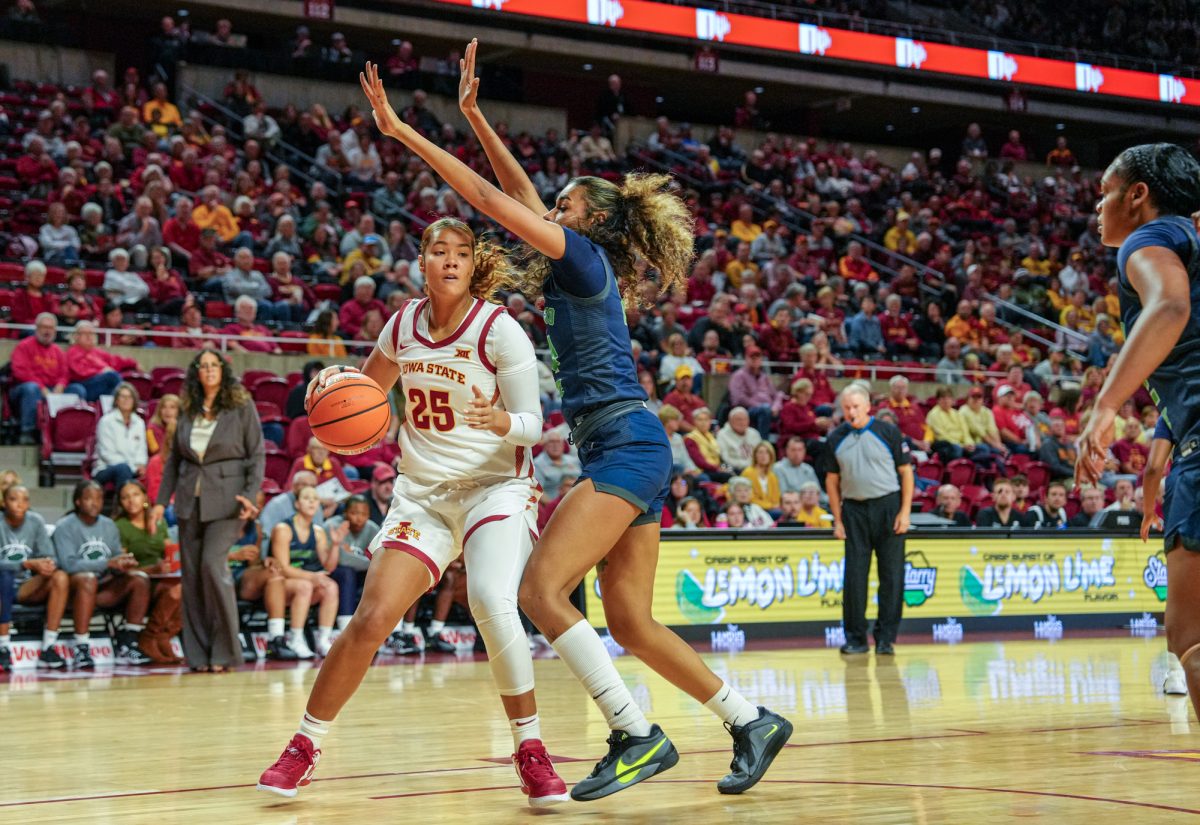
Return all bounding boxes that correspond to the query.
[378,298,537,485]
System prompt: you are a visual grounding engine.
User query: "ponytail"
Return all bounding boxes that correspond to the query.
[515,174,694,306]
[1109,143,1200,217]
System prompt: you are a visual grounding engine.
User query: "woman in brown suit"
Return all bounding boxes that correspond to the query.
[152,350,264,672]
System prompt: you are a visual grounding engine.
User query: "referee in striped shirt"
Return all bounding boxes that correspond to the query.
[821,384,914,655]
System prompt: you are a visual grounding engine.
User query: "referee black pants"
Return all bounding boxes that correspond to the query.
[842,492,905,647]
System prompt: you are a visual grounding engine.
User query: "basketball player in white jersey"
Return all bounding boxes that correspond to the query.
[259,218,569,806]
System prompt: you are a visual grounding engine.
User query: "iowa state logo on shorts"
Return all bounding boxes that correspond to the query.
[388,521,421,543]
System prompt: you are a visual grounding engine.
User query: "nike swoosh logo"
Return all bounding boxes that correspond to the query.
[515,719,537,727]
[762,724,779,741]
[615,737,669,785]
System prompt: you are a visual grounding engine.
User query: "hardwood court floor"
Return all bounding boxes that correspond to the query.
[1,636,1198,824]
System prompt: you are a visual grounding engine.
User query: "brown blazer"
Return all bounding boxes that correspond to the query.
[157,401,265,523]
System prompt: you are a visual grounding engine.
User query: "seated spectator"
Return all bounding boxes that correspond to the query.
[730,204,762,244]
[268,252,314,324]
[147,392,180,456]
[59,270,100,323]
[958,386,1009,457]
[194,186,250,248]
[975,478,1028,528]
[1027,482,1069,529]
[66,320,137,401]
[91,382,148,491]
[339,277,387,339]
[222,247,290,324]
[142,82,182,130]
[242,100,280,146]
[658,405,701,477]
[846,295,886,357]
[261,471,327,540]
[533,431,582,500]
[351,308,385,347]
[1087,314,1120,367]
[115,197,163,262]
[944,300,981,350]
[994,385,1039,453]
[146,246,188,316]
[667,496,708,531]
[749,220,785,265]
[164,195,202,265]
[104,248,150,310]
[778,378,827,445]
[9,313,68,442]
[0,483,72,669]
[684,406,731,483]
[188,227,231,287]
[1037,416,1077,482]
[657,333,703,388]
[38,202,80,266]
[1104,478,1137,513]
[1069,485,1106,528]
[935,337,967,385]
[1111,420,1148,478]
[308,309,347,357]
[222,296,282,354]
[661,365,705,431]
[725,476,774,529]
[170,297,215,349]
[932,484,972,526]
[740,440,782,514]
[11,260,58,325]
[724,242,759,290]
[717,407,762,474]
[385,39,418,77]
[774,435,819,494]
[53,481,152,666]
[838,241,878,283]
[758,306,799,364]
[286,361,324,420]
[878,376,931,454]
[288,436,359,489]
[323,494,378,623]
[884,212,917,255]
[787,482,829,528]
[926,387,978,463]
[695,328,732,374]
[728,345,783,437]
[270,485,338,658]
[113,480,181,663]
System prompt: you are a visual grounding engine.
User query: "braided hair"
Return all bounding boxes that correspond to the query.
[1109,143,1200,217]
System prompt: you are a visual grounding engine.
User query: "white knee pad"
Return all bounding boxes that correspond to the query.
[464,516,535,696]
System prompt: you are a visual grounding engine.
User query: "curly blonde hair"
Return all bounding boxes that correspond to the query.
[419,218,516,302]
[515,173,695,306]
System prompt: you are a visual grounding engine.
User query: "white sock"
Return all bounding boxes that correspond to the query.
[42,629,58,649]
[401,620,417,634]
[268,618,285,639]
[429,619,445,635]
[125,623,144,633]
[0,633,10,647]
[298,711,331,749]
[74,633,90,646]
[704,681,760,728]
[336,615,352,630]
[288,628,305,644]
[510,713,541,749]
[316,626,332,646]
[551,620,651,737]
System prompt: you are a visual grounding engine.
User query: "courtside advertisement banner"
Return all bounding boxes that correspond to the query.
[436,0,1200,108]
[583,535,1167,628]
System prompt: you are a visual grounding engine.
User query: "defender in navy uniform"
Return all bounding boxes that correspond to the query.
[359,46,793,801]
[1077,143,1200,716]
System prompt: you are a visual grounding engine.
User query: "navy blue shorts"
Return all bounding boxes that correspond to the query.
[576,407,672,527]
[1163,460,1200,553]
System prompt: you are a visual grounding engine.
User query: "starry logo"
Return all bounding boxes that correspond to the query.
[80,539,109,562]
[1,542,29,565]
[388,521,421,543]
[455,347,471,360]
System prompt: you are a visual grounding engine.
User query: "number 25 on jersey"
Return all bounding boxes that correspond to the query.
[408,388,454,431]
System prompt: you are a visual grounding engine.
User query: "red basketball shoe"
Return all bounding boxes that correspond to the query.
[513,739,569,807]
[257,734,321,798]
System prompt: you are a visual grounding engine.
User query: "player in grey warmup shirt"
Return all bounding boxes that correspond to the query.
[0,484,63,670]
[50,481,152,667]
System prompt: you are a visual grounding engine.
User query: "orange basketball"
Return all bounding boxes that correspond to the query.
[308,375,391,455]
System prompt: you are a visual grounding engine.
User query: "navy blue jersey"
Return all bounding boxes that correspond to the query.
[543,227,647,429]
[1116,216,1200,456]
[1154,416,1174,443]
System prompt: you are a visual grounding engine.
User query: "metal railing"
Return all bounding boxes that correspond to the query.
[0,322,372,356]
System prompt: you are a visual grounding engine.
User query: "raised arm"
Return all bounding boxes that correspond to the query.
[458,39,547,215]
[360,62,566,260]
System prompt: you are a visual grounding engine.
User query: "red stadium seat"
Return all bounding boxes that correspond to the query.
[1024,461,1051,493]
[286,416,314,457]
[243,369,278,389]
[254,378,290,410]
[915,458,943,483]
[255,401,286,425]
[158,375,184,398]
[151,366,185,384]
[945,458,977,488]
[39,404,98,485]
[123,372,153,401]
[263,453,292,487]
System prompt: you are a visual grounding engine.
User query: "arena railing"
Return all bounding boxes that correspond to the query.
[0,322,369,356]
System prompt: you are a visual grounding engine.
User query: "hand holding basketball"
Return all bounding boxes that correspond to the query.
[305,365,366,414]
[309,373,391,455]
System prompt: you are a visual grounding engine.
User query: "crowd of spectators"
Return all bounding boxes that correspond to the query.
[0,44,1161,538]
